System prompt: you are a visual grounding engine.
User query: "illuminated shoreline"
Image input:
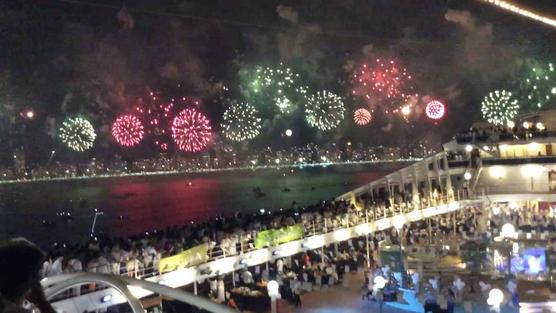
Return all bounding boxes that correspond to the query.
[0,158,419,185]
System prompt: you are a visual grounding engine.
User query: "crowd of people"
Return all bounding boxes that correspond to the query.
[38,191,528,281]
[40,198,368,280]
[36,192,478,285]
[7,187,551,312]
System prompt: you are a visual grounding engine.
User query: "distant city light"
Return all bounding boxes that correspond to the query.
[285,129,293,137]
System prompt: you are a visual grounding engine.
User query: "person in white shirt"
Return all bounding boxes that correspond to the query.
[48,256,64,277]
[86,256,99,273]
[276,258,284,274]
[240,270,254,285]
[41,259,52,279]
[96,255,111,274]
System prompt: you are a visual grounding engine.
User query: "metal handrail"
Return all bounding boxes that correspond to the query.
[57,192,466,282]
[44,273,238,313]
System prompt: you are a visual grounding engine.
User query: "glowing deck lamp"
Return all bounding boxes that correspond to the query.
[267,280,280,313]
[463,171,472,181]
[506,120,515,128]
[501,223,517,239]
[492,206,501,216]
[536,122,545,130]
[465,145,473,152]
[373,276,387,289]
[487,288,504,313]
[522,164,544,190]
[489,166,506,179]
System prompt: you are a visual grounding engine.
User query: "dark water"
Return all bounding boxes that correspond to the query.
[0,163,402,246]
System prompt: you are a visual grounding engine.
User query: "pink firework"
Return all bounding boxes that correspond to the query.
[171,108,212,152]
[352,58,413,109]
[112,114,144,147]
[353,108,372,126]
[425,100,446,120]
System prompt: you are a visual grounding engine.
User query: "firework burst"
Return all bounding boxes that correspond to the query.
[171,108,212,152]
[353,108,372,126]
[221,102,262,142]
[351,58,414,114]
[481,90,519,125]
[305,90,346,131]
[520,62,555,110]
[425,101,446,120]
[59,117,96,152]
[112,114,145,147]
[241,63,308,115]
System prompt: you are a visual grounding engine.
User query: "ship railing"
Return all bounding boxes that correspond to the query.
[47,190,472,302]
[76,192,464,274]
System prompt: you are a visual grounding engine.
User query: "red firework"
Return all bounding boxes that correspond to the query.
[353,108,372,126]
[112,114,144,147]
[425,100,446,120]
[352,59,413,110]
[171,108,212,152]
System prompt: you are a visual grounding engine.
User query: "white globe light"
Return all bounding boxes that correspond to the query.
[487,288,504,306]
[465,145,473,152]
[492,206,501,215]
[267,280,280,297]
[374,276,387,289]
[506,120,515,128]
[285,129,293,137]
[536,122,545,130]
[501,223,516,239]
[512,242,519,254]
[523,121,530,129]
[464,172,472,180]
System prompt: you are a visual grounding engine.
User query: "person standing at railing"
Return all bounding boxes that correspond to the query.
[65,254,83,296]
[48,256,64,277]
[110,245,123,275]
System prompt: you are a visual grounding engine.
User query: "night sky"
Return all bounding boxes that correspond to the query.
[0,0,555,164]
